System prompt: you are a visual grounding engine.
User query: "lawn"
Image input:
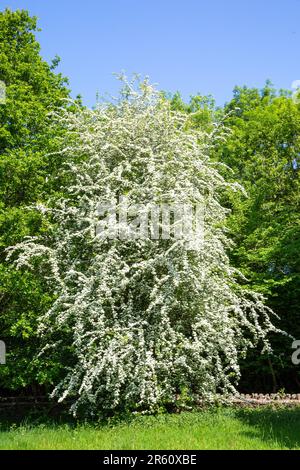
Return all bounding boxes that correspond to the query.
[0,407,300,450]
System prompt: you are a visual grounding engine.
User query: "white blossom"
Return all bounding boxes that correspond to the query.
[7,76,278,416]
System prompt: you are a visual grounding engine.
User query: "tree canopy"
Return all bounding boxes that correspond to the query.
[0,8,71,391]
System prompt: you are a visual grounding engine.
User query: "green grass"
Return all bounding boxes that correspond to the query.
[0,407,300,450]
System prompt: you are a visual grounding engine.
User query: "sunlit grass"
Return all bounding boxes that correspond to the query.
[0,407,300,450]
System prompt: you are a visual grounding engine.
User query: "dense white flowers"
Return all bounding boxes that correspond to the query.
[7,77,277,415]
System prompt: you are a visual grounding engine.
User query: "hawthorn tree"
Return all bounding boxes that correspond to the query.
[8,77,277,415]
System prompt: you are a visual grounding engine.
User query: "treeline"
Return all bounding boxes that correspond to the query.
[0,9,299,397]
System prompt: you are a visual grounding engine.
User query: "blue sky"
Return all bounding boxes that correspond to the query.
[3,0,300,107]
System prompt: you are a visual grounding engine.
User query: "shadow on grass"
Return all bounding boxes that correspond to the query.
[0,405,137,433]
[235,407,300,450]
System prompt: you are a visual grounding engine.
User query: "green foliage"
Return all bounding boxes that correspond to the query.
[218,83,300,391]
[0,9,71,391]
[164,90,218,131]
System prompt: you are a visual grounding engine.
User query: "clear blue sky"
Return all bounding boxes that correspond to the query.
[3,0,300,107]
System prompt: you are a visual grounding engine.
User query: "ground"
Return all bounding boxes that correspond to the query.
[0,407,300,450]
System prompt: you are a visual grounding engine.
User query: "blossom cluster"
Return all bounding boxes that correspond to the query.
[7,77,277,415]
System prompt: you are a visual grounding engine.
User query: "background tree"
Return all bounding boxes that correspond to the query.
[0,9,72,392]
[217,83,300,392]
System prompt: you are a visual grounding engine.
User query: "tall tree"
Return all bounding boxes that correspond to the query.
[218,83,300,391]
[0,9,71,392]
[9,78,276,415]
